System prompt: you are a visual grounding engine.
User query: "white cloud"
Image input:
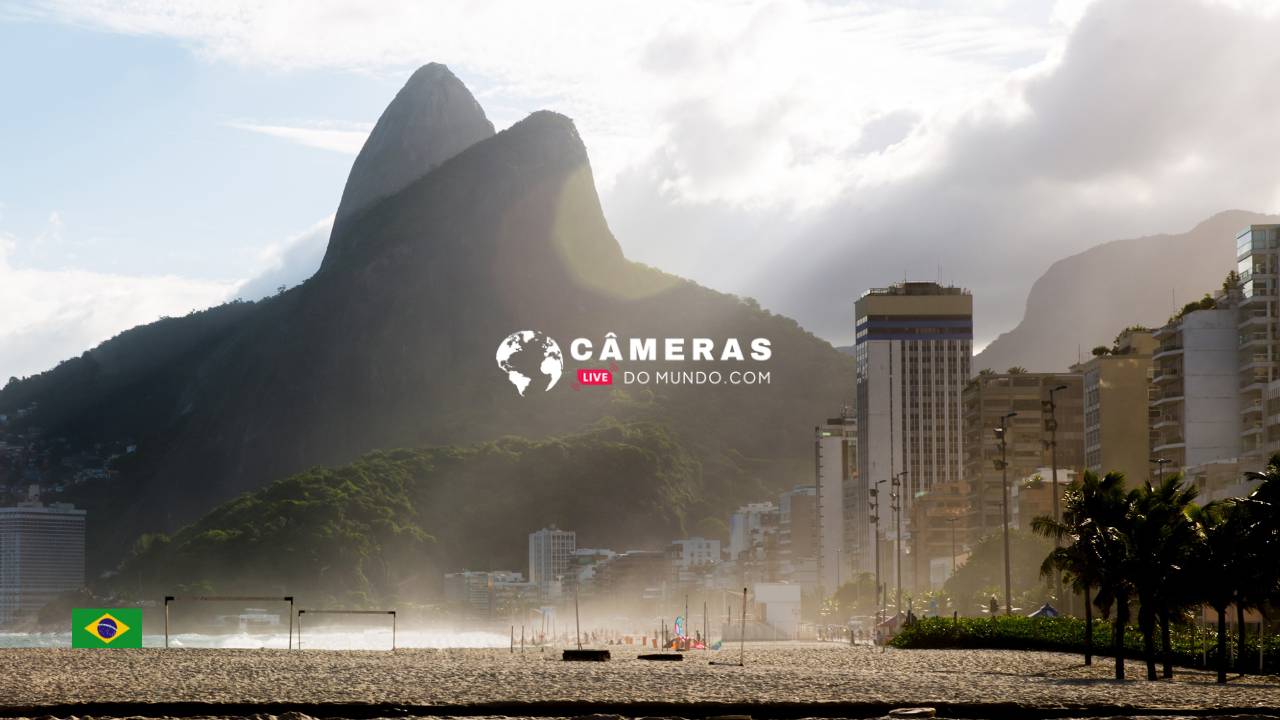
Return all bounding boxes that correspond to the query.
[225,121,370,154]
[235,214,333,300]
[0,231,235,382]
[34,0,1063,206]
[16,0,1280,352]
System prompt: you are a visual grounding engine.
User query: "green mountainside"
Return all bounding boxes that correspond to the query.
[110,421,697,605]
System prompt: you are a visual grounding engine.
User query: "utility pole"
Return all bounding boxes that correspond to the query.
[1046,383,1068,605]
[891,471,906,618]
[996,411,1017,615]
[946,515,958,574]
[870,478,886,624]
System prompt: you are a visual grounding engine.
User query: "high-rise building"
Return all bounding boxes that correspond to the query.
[0,501,86,626]
[778,485,818,588]
[727,502,777,561]
[855,282,972,588]
[961,372,1084,541]
[1072,329,1158,483]
[1150,302,1240,477]
[815,411,855,594]
[1236,224,1280,467]
[528,525,575,601]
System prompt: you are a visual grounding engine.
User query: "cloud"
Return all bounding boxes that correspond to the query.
[225,121,370,154]
[235,214,334,300]
[19,0,1280,352]
[0,231,234,382]
[0,210,336,381]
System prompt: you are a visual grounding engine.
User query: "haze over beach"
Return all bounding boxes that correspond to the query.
[5,2,1280,720]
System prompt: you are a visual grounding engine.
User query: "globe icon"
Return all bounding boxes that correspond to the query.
[97,617,118,639]
[495,330,564,396]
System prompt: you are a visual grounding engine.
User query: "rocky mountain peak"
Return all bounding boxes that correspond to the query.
[323,63,495,268]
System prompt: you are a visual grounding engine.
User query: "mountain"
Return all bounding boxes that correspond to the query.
[112,421,696,604]
[975,210,1280,372]
[328,63,495,252]
[0,65,853,574]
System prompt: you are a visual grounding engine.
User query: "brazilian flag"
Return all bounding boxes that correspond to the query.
[72,608,143,648]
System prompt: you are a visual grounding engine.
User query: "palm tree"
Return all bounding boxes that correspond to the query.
[1033,471,1126,671]
[1192,499,1246,684]
[1126,475,1199,680]
[1080,472,1134,681]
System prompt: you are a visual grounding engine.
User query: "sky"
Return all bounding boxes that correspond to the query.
[2,0,1280,381]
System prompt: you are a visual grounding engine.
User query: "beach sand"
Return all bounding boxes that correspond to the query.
[1,643,1278,718]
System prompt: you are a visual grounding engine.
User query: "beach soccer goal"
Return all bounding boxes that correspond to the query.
[163,595,295,649]
[296,609,397,650]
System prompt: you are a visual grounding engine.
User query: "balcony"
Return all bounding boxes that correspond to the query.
[1241,373,1270,392]
[1243,399,1264,418]
[1153,345,1184,360]
[1240,353,1274,372]
[1152,367,1181,384]
[1240,312,1271,328]
[1151,391,1185,407]
[1240,333,1270,349]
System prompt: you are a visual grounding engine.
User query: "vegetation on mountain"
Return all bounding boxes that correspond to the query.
[107,421,700,606]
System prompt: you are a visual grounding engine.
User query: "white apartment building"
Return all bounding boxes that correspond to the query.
[528,525,575,601]
[0,502,86,626]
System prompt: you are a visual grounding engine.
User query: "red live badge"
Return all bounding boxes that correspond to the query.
[577,368,613,385]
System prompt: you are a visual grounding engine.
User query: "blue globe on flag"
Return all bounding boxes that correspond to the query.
[97,617,118,639]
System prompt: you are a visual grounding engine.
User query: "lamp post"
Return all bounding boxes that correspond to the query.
[870,478,887,624]
[945,515,958,575]
[1150,457,1171,484]
[891,471,907,618]
[996,411,1017,615]
[1046,383,1068,604]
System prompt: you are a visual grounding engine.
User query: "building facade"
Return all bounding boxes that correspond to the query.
[1237,224,1280,468]
[0,501,86,626]
[1150,305,1240,477]
[528,525,575,601]
[961,372,1084,542]
[815,411,855,594]
[854,281,972,589]
[1072,329,1158,483]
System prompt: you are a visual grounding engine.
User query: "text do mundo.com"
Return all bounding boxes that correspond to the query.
[577,368,771,386]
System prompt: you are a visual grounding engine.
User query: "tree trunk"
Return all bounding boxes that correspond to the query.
[1159,605,1173,679]
[1114,598,1127,681]
[1218,606,1228,684]
[1141,605,1156,681]
[1084,585,1093,666]
[1237,602,1248,673]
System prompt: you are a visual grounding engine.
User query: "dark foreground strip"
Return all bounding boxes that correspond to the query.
[2,701,1280,720]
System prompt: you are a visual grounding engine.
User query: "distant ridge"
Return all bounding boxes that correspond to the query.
[976,210,1280,372]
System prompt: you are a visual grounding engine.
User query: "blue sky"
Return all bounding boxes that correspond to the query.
[1,19,378,279]
[3,0,1279,381]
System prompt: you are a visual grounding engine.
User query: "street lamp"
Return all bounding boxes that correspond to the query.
[945,515,959,575]
[995,411,1017,615]
[1045,383,1069,604]
[1150,457,1171,483]
[891,471,908,618]
[869,478,887,624]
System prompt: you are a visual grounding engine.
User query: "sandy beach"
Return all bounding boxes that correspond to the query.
[2,643,1279,718]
